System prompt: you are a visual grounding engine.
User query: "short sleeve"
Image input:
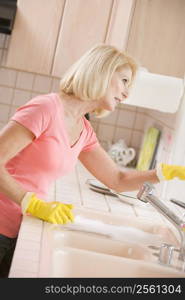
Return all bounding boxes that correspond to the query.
[11,96,53,138]
[81,118,99,152]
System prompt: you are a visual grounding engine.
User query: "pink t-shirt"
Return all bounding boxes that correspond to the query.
[0,93,99,238]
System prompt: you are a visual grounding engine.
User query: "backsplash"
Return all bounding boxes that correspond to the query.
[0,33,179,187]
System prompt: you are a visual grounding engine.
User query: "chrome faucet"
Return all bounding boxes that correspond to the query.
[137,182,185,271]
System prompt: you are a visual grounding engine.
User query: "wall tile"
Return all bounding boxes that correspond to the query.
[0,104,10,122]
[98,109,119,126]
[147,109,177,129]
[9,106,18,118]
[12,90,31,106]
[97,124,115,142]
[51,77,60,92]
[133,112,146,131]
[114,127,132,145]
[1,49,8,66]
[16,71,34,90]
[0,34,5,48]
[4,35,10,49]
[130,130,143,149]
[118,103,137,111]
[0,86,13,104]
[90,120,98,132]
[0,68,17,86]
[33,74,52,93]
[117,109,136,128]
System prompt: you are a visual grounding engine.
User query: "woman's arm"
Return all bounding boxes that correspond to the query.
[0,121,35,204]
[79,145,159,192]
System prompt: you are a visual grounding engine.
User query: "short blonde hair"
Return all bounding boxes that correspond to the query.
[59,44,138,117]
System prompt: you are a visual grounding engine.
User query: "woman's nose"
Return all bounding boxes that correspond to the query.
[122,90,129,99]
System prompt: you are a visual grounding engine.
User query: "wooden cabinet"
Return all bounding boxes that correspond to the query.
[52,0,135,76]
[6,0,65,74]
[126,0,185,78]
[5,0,135,76]
[52,0,113,76]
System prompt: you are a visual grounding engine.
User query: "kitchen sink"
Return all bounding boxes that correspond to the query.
[39,207,184,277]
[53,230,155,260]
[51,247,183,278]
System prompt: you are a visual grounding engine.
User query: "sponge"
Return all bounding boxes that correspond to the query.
[136,127,161,171]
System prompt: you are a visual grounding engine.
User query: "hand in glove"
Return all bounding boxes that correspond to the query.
[21,192,74,224]
[156,163,185,181]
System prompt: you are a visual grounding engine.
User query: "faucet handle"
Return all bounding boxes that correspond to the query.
[137,182,155,203]
[158,243,174,266]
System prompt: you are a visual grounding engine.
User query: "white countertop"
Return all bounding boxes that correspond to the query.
[9,162,185,277]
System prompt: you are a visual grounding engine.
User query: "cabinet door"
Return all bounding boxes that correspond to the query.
[105,0,135,50]
[52,0,113,77]
[6,0,65,74]
[126,0,185,77]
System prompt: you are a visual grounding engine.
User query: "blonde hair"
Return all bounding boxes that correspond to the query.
[59,44,138,117]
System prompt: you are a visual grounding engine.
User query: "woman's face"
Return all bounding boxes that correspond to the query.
[99,65,132,112]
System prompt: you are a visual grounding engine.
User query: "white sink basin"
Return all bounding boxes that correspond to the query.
[52,247,183,278]
[54,230,155,260]
[39,207,184,277]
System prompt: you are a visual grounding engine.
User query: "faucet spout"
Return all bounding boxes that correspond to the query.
[137,182,185,264]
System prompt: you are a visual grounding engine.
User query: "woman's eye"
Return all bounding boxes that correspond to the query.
[122,79,128,84]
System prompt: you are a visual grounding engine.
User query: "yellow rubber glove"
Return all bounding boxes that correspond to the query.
[21,192,74,224]
[156,163,185,181]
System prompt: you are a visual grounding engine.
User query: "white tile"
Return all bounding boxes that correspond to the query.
[16,71,34,90]
[117,109,136,128]
[0,104,9,122]
[9,269,37,278]
[0,68,17,86]
[97,124,115,142]
[12,89,31,106]
[13,248,40,262]
[107,196,136,216]
[113,127,132,145]
[33,74,52,93]
[15,239,41,251]
[0,86,13,104]
[10,258,38,273]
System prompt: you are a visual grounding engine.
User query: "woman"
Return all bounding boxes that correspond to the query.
[0,44,185,277]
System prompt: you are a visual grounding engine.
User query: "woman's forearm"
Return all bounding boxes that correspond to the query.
[0,165,27,205]
[116,169,159,193]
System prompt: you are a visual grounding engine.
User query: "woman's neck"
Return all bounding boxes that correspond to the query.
[58,92,99,122]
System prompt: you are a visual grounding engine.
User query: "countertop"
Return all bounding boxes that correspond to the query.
[9,162,185,277]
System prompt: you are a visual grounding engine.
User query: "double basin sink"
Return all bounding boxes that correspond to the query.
[39,207,185,277]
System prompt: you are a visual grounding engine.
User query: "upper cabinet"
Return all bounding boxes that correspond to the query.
[52,0,113,76]
[126,0,185,78]
[5,0,185,79]
[6,0,66,74]
[5,0,135,76]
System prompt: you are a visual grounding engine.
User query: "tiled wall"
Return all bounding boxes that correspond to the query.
[0,33,178,171]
